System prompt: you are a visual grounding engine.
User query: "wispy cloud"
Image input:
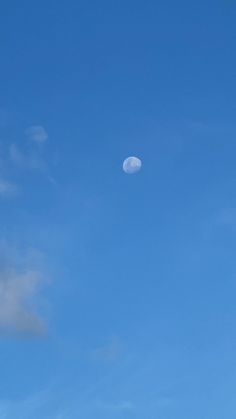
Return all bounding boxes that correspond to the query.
[9,143,26,167]
[0,180,17,197]
[0,109,8,127]
[9,143,46,172]
[0,385,55,419]
[153,396,173,407]
[96,399,134,411]
[9,135,56,185]
[0,269,45,335]
[216,208,236,230]
[25,126,48,144]
[185,119,236,135]
[0,121,55,190]
[92,336,123,362]
[0,242,48,336]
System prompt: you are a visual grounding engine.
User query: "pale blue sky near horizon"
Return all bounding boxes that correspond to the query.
[0,0,236,418]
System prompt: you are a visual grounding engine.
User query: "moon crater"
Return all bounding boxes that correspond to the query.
[123,157,142,174]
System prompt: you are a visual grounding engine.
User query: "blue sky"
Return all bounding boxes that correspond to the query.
[0,0,236,417]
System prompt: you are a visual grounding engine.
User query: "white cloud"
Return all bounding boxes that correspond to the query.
[0,242,47,336]
[25,126,48,144]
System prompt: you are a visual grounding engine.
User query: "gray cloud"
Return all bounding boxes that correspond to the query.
[0,242,47,336]
[25,126,48,144]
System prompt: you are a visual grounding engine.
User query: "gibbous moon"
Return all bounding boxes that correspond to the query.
[123,156,142,174]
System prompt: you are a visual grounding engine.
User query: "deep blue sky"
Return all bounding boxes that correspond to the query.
[0,0,236,418]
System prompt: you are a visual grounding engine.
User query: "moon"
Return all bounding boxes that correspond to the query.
[123,156,142,174]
